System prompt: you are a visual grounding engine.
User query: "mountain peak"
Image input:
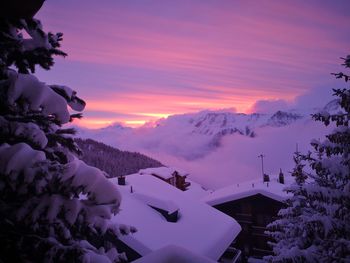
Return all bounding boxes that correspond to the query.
[267,111,303,127]
[102,122,131,130]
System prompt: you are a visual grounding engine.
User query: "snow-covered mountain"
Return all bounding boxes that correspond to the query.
[150,109,307,147]
[75,100,340,161]
[75,122,132,144]
[191,110,303,132]
[265,111,303,127]
[75,106,318,159]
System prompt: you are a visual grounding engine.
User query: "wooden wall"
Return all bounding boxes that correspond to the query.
[214,194,284,260]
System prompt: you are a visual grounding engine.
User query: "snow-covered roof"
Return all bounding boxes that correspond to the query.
[138,166,188,180]
[110,174,241,260]
[132,245,216,263]
[139,167,210,200]
[203,176,293,206]
[132,193,179,214]
[182,178,211,200]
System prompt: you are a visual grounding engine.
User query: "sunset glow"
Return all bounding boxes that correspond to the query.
[73,118,115,129]
[35,0,350,128]
[124,120,147,127]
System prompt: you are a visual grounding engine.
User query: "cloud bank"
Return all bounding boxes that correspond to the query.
[137,121,329,189]
[78,108,332,190]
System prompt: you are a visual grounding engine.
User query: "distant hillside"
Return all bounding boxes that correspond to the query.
[76,138,163,177]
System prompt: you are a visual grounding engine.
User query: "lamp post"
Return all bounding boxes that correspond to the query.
[258,154,265,177]
[259,154,269,182]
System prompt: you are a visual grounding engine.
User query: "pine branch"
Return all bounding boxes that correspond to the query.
[331,72,349,82]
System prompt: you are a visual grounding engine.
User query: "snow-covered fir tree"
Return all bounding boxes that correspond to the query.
[265,56,350,262]
[265,152,315,262]
[0,3,134,262]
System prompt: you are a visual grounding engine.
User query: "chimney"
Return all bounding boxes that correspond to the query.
[118,175,126,185]
[279,168,285,184]
[263,173,270,182]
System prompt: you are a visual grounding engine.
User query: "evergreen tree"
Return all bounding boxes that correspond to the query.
[75,138,163,178]
[0,3,134,262]
[265,151,315,262]
[266,56,350,262]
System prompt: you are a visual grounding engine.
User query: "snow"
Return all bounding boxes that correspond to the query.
[50,85,86,112]
[139,166,209,199]
[133,193,179,214]
[182,178,211,199]
[0,116,48,148]
[0,143,45,174]
[6,71,85,125]
[139,166,187,180]
[110,174,241,260]
[139,167,177,180]
[64,159,121,207]
[203,175,293,206]
[132,245,216,263]
[7,71,71,123]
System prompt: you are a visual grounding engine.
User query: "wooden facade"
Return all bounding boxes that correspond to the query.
[173,171,191,190]
[213,194,284,260]
[151,171,191,191]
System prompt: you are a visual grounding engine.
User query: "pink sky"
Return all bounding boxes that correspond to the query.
[35,0,350,128]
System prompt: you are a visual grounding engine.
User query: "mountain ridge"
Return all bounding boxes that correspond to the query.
[74,100,337,160]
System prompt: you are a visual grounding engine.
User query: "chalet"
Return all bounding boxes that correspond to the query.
[139,167,191,191]
[110,173,242,262]
[202,175,291,260]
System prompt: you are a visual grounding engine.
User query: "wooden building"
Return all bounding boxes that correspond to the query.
[139,167,191,191]
[213,194,283,259]
[203,177,290,260]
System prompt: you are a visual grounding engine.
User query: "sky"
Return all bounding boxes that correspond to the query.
[35,0,350,128]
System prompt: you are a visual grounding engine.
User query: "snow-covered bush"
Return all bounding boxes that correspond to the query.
[265,56,350,262]
[0,8,134,263]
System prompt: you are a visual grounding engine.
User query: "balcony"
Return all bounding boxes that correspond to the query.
[219,246,242,263]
